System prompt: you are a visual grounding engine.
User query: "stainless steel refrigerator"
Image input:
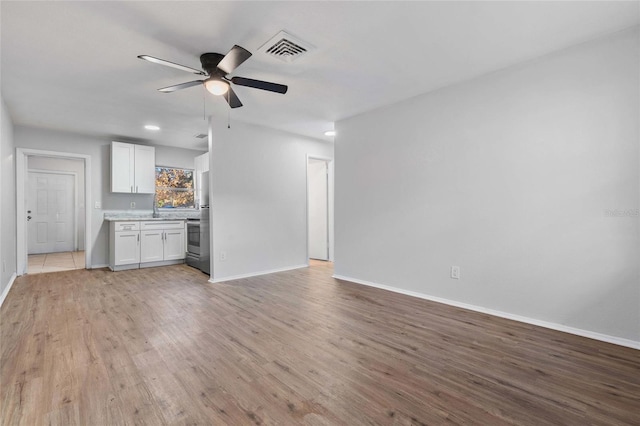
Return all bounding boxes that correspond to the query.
[199,171,210,275]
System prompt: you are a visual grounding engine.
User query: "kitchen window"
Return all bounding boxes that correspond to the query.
[155,166,195,209]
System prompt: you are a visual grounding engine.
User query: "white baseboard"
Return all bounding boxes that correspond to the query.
[90,264,109,269]
[0,273,17,309]
[211,264,308,284]
[333,274,640,350]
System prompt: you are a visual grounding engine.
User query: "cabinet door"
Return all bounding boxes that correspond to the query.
[197,152,209,173]
[114,231,140,265]
[202,153,209,172]
[111,142,135,193]
[194,153,208,206]
[194,154,203,176]
[163,228,185,261]
[134,145,156,194]
[140,230,164,263]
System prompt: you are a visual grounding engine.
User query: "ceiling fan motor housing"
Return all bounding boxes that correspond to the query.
[200,53,226,76]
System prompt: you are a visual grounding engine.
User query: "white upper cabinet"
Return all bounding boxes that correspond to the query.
[194,152,209,206]
[111,142,135,193]
[134,144,156,193]
[195,152,209,173]
[111,142,156,193]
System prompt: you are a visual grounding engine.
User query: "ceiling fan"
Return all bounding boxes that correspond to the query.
[138,45,288,108]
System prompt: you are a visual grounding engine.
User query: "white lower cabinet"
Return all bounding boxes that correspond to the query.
[163,229,186,260]
[140,230,164,263]
[109,221,140,270]
[113,231,140,265]
[109,220,185,271]
[140,221,185,263]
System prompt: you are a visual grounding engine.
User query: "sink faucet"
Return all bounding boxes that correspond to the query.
[152,193,160,218]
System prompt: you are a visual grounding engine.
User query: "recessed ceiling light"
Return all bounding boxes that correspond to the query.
[144,125,160,131]
[324,130,336,137]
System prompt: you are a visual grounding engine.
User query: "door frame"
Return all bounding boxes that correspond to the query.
[16,148,92,275]
[27,169,79,253]
[306,155,334,264]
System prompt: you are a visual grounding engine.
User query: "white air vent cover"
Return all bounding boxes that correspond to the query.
[258,31,314,63]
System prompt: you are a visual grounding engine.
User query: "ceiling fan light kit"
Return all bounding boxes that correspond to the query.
[138,45,288,108]
[204,78,229,96]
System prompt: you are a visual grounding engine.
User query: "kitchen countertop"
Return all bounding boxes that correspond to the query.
[104,210,199,222]
[104,217,189,222]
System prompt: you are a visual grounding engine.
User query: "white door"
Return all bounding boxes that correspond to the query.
[308,159,329,260]
[27,172,75,254]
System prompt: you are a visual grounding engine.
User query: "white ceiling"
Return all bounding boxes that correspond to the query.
[2,1,638,150]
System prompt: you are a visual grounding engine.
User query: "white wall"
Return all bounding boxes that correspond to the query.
[14,126,204,267]
[210,119,334,281]
[1,94,17,298]
[155,145,201,170]
[335,28,639,344]
[27,156,86,250]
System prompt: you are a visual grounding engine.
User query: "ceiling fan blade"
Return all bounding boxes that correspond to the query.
[217,45,252,74]
[158,80,204,93]
[225,87,243,108]
[231,76,288,94]
[138,55,205,75]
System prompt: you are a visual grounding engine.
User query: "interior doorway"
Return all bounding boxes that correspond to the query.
[307,156,333,262]
[16,149,92,276]
[27,171,76,254]
[26,165,86,274]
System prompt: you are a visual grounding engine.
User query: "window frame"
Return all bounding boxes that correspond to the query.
[155,165,197,210]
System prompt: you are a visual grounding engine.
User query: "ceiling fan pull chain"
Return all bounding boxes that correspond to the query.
[203,86,206,121]
[227,92,231,129]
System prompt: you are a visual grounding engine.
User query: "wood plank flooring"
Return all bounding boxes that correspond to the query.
[1,262,639,425]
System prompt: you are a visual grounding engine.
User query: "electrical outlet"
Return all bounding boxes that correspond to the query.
[130,201,136,208]
[219,251,227,261]
[451,266,460,279]
[94,201,101,209]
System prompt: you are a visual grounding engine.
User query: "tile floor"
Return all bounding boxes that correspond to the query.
[28,251,85,274]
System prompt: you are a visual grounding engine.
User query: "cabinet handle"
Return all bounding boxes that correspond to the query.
[136,186,138,193]
[137,234,139,243]
[131,186,133,193]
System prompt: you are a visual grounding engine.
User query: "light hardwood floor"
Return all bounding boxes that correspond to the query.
[1,262,638,425]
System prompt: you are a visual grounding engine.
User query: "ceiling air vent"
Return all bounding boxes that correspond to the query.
[258,31,314,63]
[194,133,207,139]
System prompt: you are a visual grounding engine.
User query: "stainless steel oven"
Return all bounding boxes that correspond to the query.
[185,208,210,274]
[186,219,201,256]
[186,171,210,274]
